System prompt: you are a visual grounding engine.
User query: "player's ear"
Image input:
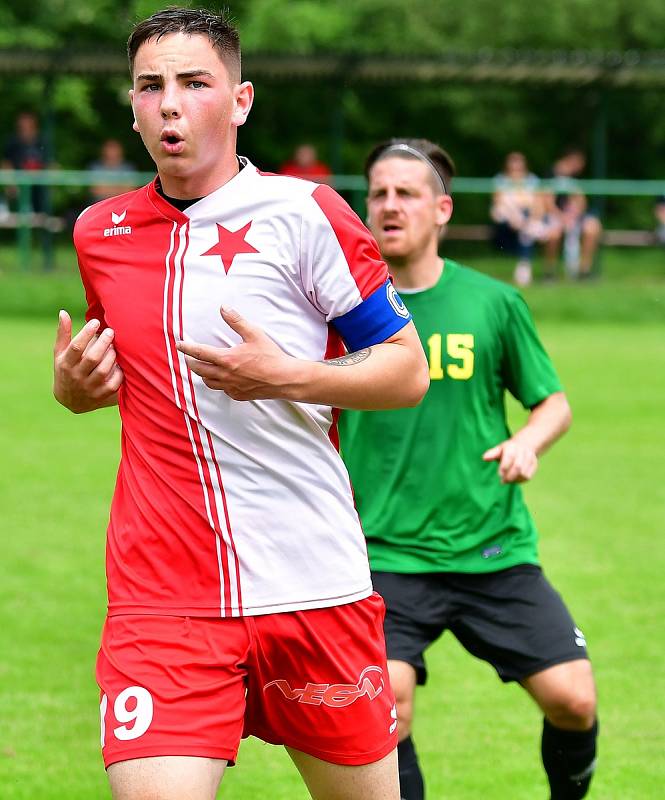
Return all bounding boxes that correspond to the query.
[231,81,254,128]
[435,194,453,227]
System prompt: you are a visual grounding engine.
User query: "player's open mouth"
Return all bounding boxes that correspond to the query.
[383,224,401,233]
[160,131,185,154]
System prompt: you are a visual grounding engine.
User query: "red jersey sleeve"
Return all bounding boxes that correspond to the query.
[310,183,388,300]
[73,211,108,328]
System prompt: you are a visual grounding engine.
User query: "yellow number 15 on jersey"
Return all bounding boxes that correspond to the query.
[427,333,475,380]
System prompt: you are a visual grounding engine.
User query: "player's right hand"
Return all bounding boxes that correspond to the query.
[482,438,538,484]
[53,310,123,413]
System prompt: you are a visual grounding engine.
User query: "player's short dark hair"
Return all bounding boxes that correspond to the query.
[364,138,456,194]
[127,7,241,81]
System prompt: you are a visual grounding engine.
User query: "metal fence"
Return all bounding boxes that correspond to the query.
[2,169,663,268]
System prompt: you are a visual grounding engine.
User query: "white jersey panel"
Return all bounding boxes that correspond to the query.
[175,164,372,614]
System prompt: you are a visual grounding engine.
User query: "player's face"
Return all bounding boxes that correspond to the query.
[129,32,253,197]
[367,158,451,262]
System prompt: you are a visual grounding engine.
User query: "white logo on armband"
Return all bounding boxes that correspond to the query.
[387,283,410,319]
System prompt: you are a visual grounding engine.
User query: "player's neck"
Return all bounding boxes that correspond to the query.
[388,253,444,292]
[158,153,240,200]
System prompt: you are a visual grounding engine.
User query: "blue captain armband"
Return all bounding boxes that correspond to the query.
[332,280,412,353]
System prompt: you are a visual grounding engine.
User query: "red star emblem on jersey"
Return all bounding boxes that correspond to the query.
[201,221,259,273]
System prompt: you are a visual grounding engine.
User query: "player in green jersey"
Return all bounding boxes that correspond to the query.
[340,139,598,800]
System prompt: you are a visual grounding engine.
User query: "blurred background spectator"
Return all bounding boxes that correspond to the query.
[278,143,332,183]
[88,138,137,202]
[2,111,49,214]
[490,151,554,287]
[544,148,603,280]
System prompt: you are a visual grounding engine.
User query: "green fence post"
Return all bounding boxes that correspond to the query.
[329,85,346,178]
[17,181,32,271]
[42,75,56,271]
[591,89,609,277]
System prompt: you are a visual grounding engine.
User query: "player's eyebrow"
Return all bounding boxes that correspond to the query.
[176,69,215,80]
[135,70,215,82]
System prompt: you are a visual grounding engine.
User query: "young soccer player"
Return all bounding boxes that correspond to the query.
[340,139,599,799]
[52,9,429,799]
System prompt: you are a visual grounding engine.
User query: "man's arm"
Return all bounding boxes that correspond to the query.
[177,306,429,410]
[482,391,572,483]
[53,310,123,413]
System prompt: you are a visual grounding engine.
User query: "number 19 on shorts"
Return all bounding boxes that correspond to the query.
[100,687,154,747]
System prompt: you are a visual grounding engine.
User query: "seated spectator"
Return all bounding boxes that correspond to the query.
[2,111,49,213]
[278,143,332,183]
[544,148,602,280]
[88,139,137,202]
[655,196,665,245]
[491,151,555,287]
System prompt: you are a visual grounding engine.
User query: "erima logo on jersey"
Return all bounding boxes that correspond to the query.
[263,665,385,708]
[104,210,132,237]
[574,626,587,647]
[387,283,410,319]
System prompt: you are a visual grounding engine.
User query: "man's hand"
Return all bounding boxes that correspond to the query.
[53,310,123,413]
[482,438,538,484]
[176,307,304,401]
[482,393,572,484]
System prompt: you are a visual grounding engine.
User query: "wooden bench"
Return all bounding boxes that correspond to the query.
[444,223,658,247]
[0,211,65,233]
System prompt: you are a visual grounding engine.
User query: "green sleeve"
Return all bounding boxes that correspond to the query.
[500,292,563,409]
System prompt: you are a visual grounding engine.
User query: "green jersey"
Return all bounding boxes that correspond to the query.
[339,260,562,573]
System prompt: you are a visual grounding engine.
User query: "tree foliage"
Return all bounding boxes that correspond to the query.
[239,0,665,53]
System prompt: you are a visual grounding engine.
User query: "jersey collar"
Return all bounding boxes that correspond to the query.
[147,157,258,222]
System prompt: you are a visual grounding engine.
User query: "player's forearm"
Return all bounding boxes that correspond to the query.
[177,314,429,407]
[512,392,572,456]
[286,325,430,410]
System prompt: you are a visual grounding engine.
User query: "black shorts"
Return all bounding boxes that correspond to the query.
[372,565,589,685]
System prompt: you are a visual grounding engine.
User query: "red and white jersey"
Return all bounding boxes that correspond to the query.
[74,159,411,618]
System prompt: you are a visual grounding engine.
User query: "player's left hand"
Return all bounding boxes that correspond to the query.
[175,306,304,401]
[482,438,538,484]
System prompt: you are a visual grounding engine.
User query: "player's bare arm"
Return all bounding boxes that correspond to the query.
[482,391,572,483]
[325,348,372,367]
[177,306,429,409]
[313,322,429,409]
[53,310,123,413]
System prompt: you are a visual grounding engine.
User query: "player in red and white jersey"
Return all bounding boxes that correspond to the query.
[53,7,429,800]
[74,158,414,620]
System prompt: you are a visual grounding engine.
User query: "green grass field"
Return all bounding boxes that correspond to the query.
[1,245,664,798]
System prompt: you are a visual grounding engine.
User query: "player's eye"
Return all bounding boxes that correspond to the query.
[141,83,160,92]
[188,80,206,89]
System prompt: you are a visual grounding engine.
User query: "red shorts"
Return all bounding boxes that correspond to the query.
[97,593,397,768]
